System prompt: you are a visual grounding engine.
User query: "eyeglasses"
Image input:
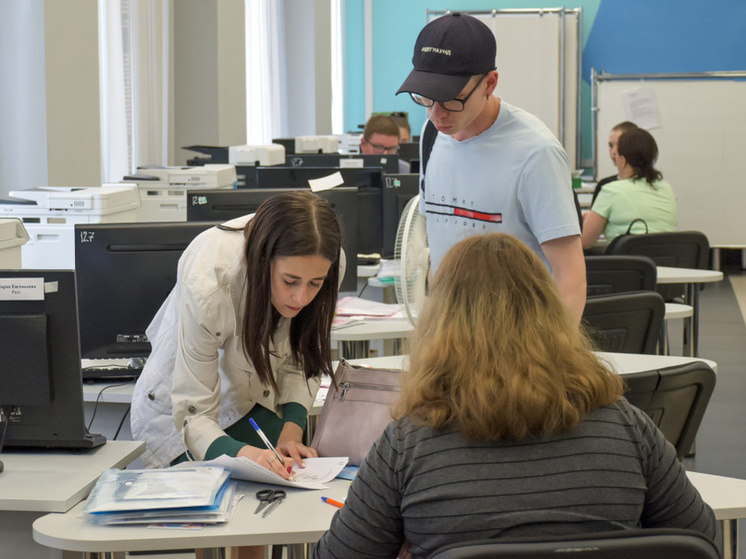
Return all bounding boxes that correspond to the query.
[364,141,399,154]
[409,74,487,112]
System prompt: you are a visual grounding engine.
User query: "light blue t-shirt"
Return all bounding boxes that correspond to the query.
[420,101,579,273]
[591,177,678,243]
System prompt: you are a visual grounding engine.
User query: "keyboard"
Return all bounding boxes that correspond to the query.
[81,358,144,383]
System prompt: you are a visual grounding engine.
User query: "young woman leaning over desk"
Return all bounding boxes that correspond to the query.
[131,192,343,558]
[131,190,343,472]
[314,233,715,559]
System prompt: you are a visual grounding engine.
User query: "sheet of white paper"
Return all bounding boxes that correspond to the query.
[336,296,401,317]
[191,456,348,490]
[339,158,364,168]
[308,172,345,192]
[622,85,661,129]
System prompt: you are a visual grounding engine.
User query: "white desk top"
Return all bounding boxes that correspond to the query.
[83,351,717,407]
[357,264,380,278]
[348,352,718,374]
[0,441,145,513]
[657,266,724,284]
[687,471,746,521]
[30,469,746,554]
[665,302,694,320]
[330,318,413,341]
[33,478,351,553]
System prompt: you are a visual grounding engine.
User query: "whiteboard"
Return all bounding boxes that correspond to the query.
[595,75,746,247]
[429,9,581,169]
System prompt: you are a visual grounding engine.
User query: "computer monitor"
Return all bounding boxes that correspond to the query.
[247,167,381,257]
[382,174,420,258]
[186,187,359,293]
[397,142,420,162]
[284,153,399,174]
[74,222,220,360]
[285,153,341,168]
[0,270,105,449]
[242,165,383,191]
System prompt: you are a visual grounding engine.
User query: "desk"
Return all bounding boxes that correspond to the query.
[0,440,145,559]
[331,318,414,359]
[34,478,351,558]
[348,352,717,374]
[657,266,724,357]
[32,463,744,559]
[688,471,746,559]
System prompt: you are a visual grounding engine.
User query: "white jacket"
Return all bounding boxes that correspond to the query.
[131,215,321,468]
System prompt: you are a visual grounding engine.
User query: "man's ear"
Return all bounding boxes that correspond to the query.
[485,70,499,96]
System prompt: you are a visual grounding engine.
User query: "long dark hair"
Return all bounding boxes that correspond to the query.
[617,128,663,185]
[239,191,341,393]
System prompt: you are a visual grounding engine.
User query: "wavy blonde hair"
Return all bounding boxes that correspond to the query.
[397,233,623,440]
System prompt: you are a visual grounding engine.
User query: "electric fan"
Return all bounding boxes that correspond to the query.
[394,194,429,325]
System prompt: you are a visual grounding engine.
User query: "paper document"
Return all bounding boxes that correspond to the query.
[89,482,242,526]
[622,85,661,129]
[308,172,345,192]
[336,296,401,317]
[192,455,349,490]
[83,467,230,514]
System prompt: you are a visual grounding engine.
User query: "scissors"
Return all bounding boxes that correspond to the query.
[254,489,287,518]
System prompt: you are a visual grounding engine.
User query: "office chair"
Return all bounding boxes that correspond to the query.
[605,231,710,302]
[582,291,665,354]
[428,528,719,559]
[623,361,716,460]
[585,255,657,296]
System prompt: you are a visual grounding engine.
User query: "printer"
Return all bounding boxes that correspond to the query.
[184,144,286,167]
[183,145,286,189]
[116,163,237,222]
[0,218,29,268]
[0,185,140,270]
[273,135,339,155]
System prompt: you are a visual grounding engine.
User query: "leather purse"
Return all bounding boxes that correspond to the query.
[311,359,402,466]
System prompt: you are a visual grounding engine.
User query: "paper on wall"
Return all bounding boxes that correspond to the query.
[622,85,661,129]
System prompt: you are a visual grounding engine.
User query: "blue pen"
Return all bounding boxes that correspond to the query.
[249,418,285,466]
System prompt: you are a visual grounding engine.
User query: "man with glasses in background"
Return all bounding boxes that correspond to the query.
[360,114,401,155]
[397,12,586,323]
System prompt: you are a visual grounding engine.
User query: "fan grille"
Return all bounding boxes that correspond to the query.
[394,195,429,324]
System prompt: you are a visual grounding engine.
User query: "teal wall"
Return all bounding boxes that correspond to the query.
[343,0,746,166]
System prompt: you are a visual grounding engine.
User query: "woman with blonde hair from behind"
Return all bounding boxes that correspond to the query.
[314,233,715,559]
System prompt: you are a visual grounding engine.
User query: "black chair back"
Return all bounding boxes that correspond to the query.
[585,255,657,297]
[429,528,719,559]
[624,361,716,460]
[604,231,710,301]
[582,291,665,354]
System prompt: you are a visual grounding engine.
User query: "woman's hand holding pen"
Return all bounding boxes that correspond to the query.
[237,445,294,479]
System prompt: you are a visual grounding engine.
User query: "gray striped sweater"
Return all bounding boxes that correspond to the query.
[314,398,716,558]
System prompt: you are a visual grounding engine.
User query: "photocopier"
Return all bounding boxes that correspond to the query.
[0,185,140,270]
[115,163,238,222]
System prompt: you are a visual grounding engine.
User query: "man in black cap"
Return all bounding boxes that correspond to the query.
[397,12,586,322]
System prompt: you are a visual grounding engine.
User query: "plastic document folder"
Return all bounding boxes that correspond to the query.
[83,466,237,526]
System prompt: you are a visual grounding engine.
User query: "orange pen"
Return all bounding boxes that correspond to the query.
[321,496,344,508]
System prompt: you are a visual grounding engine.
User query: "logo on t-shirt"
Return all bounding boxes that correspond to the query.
[424,200,502,224]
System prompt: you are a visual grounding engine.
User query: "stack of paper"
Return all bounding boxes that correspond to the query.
[194,455,349,490]
[333,296,402,328]
[82,466,239,526]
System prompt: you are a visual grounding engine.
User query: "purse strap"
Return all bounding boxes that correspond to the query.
[625,218,649,235]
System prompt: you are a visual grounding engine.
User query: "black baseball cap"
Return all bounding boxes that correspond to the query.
[397,12,497,102]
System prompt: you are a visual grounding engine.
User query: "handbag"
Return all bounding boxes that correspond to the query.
[311,359,402,466]
[605,218,649,253]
